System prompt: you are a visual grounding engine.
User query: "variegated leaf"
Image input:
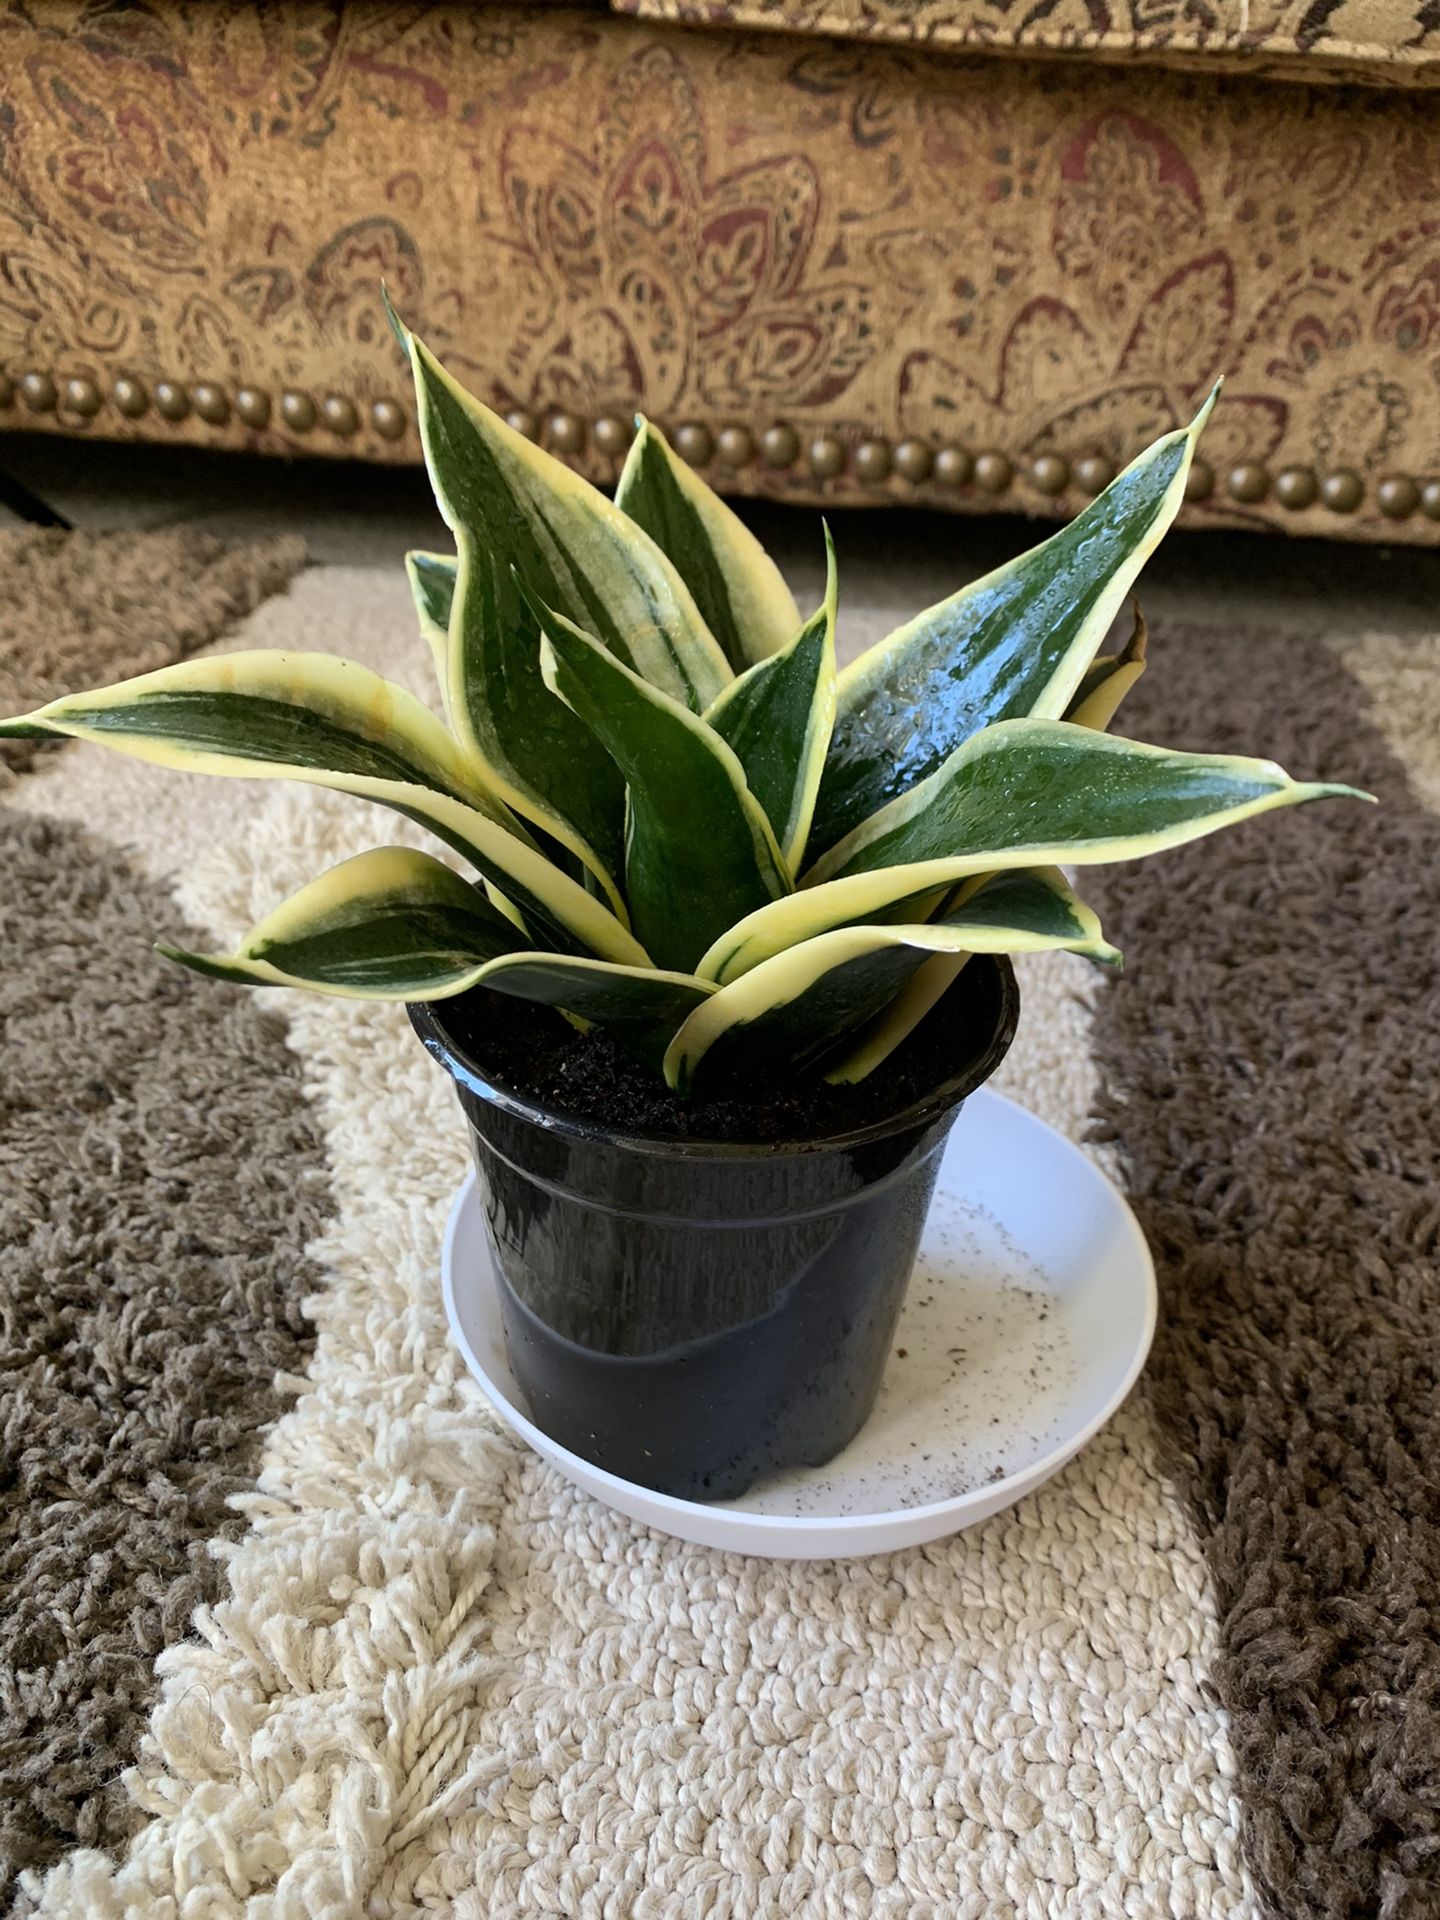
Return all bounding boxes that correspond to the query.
[403,325,734,908]
[406,333,731,706]
[162,848,710,1048]
[0,646,484,798]
[808,392,1216,857]
[471,955,713,1073]
[405,549,457,714]
[827,604,1147,1079]
[159,846,522,997]
[703,718,1368,981]
[528,584,791,973]
[822,952,972,1086]
[615,418,801,671]
[1064,602,1148,732]
[666,868,1114,1093]
[703,526,837,875]
[0,651,645,964]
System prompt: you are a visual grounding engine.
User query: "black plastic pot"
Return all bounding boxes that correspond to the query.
[412,955,1019,1502]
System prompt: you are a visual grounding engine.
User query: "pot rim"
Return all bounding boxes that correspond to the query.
[408,952,1020,1163]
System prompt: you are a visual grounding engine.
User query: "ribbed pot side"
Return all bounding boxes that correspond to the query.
[413,955,1019,1502]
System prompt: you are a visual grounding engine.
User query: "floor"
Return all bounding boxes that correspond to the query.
[7,427,1440,664]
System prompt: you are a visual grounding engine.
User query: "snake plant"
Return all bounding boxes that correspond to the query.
[0,325,1368,1097]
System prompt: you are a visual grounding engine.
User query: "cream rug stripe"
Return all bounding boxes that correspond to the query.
[20,568,1253,1918]
[1332,631,1440,813]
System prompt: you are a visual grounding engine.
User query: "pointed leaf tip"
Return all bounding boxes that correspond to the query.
[812,409,1213,859]
[614,413,800,672]
[380,282,411,353]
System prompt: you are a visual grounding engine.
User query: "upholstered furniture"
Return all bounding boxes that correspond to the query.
[2,0,1438,543]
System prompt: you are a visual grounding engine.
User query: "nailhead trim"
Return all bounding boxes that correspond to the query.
[673,422,713,466]
[280,390,316,432]
[19,371,57,413]
[759,423,799,470]
[853,439,893,484]
[933,445,973,487]
[235,387,271,429]
[591,414,632,458]
[973,451,1013,495]
[808,433,845,480]
[320,394,359,436]
[1321,469,1364,513]
[0,374,1436,519]
[1377,474,1420,520]
[546,412,585,455]
[0,370,409,442]
[371,397,405,442]
[1227,461,1269,505]
[1074,454,1114,495]
[153,380,189,423]
[716,424,755,468]
[1185,459,1215,502]
[1029,453,1068,497]
[60,375,102,418]
[1275,466,1318,510]
[192,382,230,427]
[112,376,148,419]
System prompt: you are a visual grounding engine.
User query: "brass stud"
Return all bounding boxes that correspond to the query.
[1376,474,1420,521]
[280,390,317,432]
[1320,469,1364,514]
[154,380,190,422]
[974,452,1013,494]
[1185,458,1215,502]
[1074,454,1114,495]
[0,372,14,409]
[1029,453,1069,496]
[933,445,973,487]
[320,394,358,437]
[592,414,632,458]
[112,376,149,419]
[547,412,585,455]
[673,423,714,467]
[235,387,271,429]
[808,434,845,480]
[1273,466,1318,511]
[370,397,405,442]
[894,439,934,484]
[853,439,893,484]
[19,371,57,413]
[716,425,754,468]
[505,408,538,440]
[759,423,799,469]
[1421,479,1440,523]
[1227,462,1269,504]
[61,375,102,418]
[192,382,230,426]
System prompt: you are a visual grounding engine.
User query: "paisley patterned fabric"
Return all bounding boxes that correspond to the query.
[2,1,1439,546]
[617,0,1440,86]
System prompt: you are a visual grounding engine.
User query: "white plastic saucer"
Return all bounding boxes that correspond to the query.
[442,1087,1155,1560]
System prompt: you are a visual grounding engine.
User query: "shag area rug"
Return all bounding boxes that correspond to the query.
[1,531,1436,1920]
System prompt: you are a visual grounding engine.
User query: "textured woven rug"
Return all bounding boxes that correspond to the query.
[2,536,1436,1920]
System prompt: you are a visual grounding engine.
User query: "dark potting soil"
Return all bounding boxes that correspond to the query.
[431,962,1004,1147]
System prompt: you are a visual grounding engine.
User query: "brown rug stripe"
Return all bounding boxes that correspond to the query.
[0,527,305,787]
[1085,629,1440,1920]
[0,534,328,1906]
